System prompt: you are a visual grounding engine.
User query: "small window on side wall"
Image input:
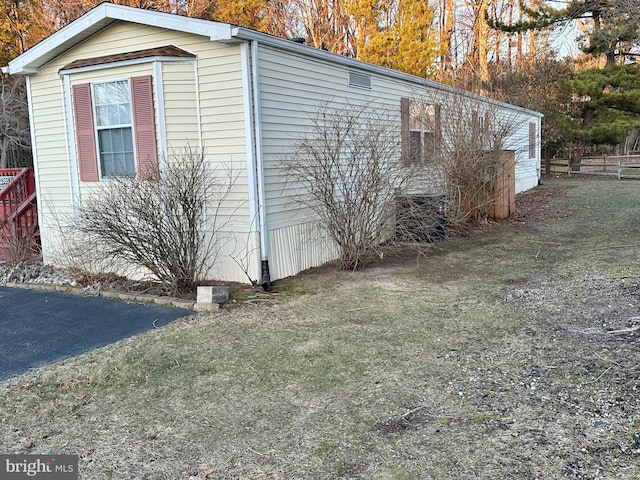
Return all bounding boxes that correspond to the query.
[529,122,536,159]
[401,97,441,166]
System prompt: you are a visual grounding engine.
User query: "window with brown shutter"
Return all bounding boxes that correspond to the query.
[72,75,158,180]
[401,97,440,166]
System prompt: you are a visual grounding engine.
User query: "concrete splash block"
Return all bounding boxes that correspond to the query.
[197,285,230,304]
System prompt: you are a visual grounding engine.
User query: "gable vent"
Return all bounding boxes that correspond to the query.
[348,71,372,89]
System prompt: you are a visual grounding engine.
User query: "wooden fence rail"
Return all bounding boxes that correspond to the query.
[545,155,640,180]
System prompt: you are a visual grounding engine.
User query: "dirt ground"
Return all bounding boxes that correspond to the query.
[1,175,640,479]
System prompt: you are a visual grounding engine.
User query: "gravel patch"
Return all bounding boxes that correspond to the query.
[0,260,78,286]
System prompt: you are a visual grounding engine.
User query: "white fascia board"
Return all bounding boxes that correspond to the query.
[100,3,233,40]
[5,3,232,75]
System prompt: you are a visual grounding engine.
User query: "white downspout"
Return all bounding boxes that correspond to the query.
[251,40,270,288]
[241,41,270,287]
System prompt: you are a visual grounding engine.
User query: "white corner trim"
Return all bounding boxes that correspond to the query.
[251,40,269,262]
[240,42,259,234]
[61,74,80,218]
[193,59,203,153]
[25,78,46,234]
[152,61,168,172]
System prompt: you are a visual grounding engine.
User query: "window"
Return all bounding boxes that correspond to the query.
[72,75,158,182]
[401,97,441,166]
[409,101,435,164]
[472,110,492,149]
[93,80,135,177]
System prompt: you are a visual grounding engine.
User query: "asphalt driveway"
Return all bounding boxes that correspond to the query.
[0,286,192,381]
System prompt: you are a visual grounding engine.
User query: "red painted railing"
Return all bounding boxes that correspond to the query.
[0,168,40,260]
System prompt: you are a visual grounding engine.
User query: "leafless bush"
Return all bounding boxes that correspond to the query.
[286,102,416,269]
[74,148,235,294]
[426,92,525,227]
[0,222,40,266]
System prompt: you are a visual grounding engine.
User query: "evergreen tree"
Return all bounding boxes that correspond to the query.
[357,0,440,78]
[561,64,640,146]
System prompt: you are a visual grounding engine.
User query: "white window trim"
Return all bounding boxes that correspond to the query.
[91,78,138,179]
[409,100,435,163]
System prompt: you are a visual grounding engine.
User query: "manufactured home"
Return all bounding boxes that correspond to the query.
[4,2,542,284]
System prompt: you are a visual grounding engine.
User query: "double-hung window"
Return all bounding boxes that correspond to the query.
[401,97,441,166]
[409,101,435,164]
[93,80,135,177]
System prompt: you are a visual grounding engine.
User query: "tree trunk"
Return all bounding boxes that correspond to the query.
[0,143,7,169]
[472,0,489,83]
[439,0,456,76]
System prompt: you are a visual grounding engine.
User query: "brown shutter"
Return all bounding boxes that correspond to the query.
[529,122,536,159]
[72,83,99,182]
[131,75,159,180]
[400,97,410,167]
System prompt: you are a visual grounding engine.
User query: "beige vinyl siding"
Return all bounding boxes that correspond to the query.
[162,62,199,149]
[28,71,73,267]
[257,46,405,279]
[256,44,541,280]
[510,118,541,193]
[29,21,256,283]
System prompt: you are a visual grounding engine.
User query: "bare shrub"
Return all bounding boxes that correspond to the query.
[74,148,235,294]
[0,223,40,266]
[426,92,526,228]
[285,102,415,269]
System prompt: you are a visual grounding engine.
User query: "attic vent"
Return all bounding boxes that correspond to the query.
[349,71,371,89]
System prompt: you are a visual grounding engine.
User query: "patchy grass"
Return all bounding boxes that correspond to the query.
[2,176,640,479]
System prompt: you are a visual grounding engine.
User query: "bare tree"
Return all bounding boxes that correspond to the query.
[74,148,236,294]
[285,102,415,269]
[0,75,30,168]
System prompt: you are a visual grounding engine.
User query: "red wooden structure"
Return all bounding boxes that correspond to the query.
[0,168,40,260]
